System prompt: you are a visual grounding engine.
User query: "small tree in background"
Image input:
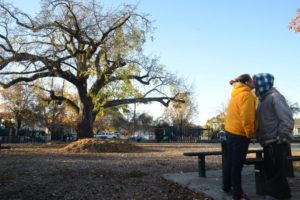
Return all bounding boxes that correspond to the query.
[163,90,198,127]
[288,101,300,117]
[133,113,154,135]
[0,84,37,129]
[204,103,227,138]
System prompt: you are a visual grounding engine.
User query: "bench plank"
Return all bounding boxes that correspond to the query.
[183,151,222,156]
[245,155,300,164]
[183,149,263,177]
[183,149,263,157]
[287,155,300,161]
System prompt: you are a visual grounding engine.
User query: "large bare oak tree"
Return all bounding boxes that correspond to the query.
[0,0,184,138]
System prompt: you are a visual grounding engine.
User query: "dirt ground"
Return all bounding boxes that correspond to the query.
[0,141,223,200]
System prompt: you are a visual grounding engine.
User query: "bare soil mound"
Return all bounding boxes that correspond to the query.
[61,138,142,153]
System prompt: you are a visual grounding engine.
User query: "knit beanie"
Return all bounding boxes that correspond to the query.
[253,73,274,97]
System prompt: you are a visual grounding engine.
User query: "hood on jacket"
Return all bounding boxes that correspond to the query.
[231,83,252,97]
[253,73,274,97]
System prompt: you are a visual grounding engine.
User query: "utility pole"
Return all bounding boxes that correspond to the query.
[133,102,136,136]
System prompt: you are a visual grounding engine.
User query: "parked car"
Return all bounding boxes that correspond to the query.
[128,135,147,142]
[94,133,120,140]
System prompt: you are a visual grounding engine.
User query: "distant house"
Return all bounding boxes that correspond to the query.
[205,113,225,132]
[294,118,300,136]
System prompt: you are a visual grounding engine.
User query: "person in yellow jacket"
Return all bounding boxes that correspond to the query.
[222,74,256,200]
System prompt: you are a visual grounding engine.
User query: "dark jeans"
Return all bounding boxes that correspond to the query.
[263,142,291,199]
[223,132,250,196]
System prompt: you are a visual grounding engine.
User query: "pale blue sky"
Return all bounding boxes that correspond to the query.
[8,0,300,125]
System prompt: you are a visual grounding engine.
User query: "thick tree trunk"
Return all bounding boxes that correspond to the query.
[77,102,94,139]
[76,83,95,139]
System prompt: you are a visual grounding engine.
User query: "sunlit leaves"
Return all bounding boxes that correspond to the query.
[289,9,300,33]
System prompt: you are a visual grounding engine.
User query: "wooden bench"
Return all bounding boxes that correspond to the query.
[184,149,300,195]
[244,155,300,195]
[183,149,263,177]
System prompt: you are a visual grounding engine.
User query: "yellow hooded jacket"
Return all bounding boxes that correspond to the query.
[225,83,256,138]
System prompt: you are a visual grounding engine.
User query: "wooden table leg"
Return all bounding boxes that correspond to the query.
[198,155,206,177]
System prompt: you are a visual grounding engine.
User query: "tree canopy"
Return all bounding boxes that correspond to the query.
[0,0,185,138]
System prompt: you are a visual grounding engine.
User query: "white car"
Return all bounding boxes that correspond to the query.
[94,133,119,140]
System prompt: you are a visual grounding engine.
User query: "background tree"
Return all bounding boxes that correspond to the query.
[110,109,132,136]
[93,107,127,133]
[33,80,78,139]
[288,101,300,116]
[163,90,198,126]
[0,0,184,138]
[163,88,198,136]
[132,112,154,135]
[204,103,227,138]
[0,84,36,129]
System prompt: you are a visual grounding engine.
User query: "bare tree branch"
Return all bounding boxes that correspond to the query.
[32,84,80,114]
[98,14,131,45]
[0,72,55,88]
[103,94,184,108]
[0,66,49,75]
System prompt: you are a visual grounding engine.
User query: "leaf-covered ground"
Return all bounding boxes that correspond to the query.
[0,141,219,200]
[0,141,235,200]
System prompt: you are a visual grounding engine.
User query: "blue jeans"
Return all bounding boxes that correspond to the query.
[223,132,250,195]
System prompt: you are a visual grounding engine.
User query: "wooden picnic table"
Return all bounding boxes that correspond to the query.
[183,141,300,195]
[183,149,263,177]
